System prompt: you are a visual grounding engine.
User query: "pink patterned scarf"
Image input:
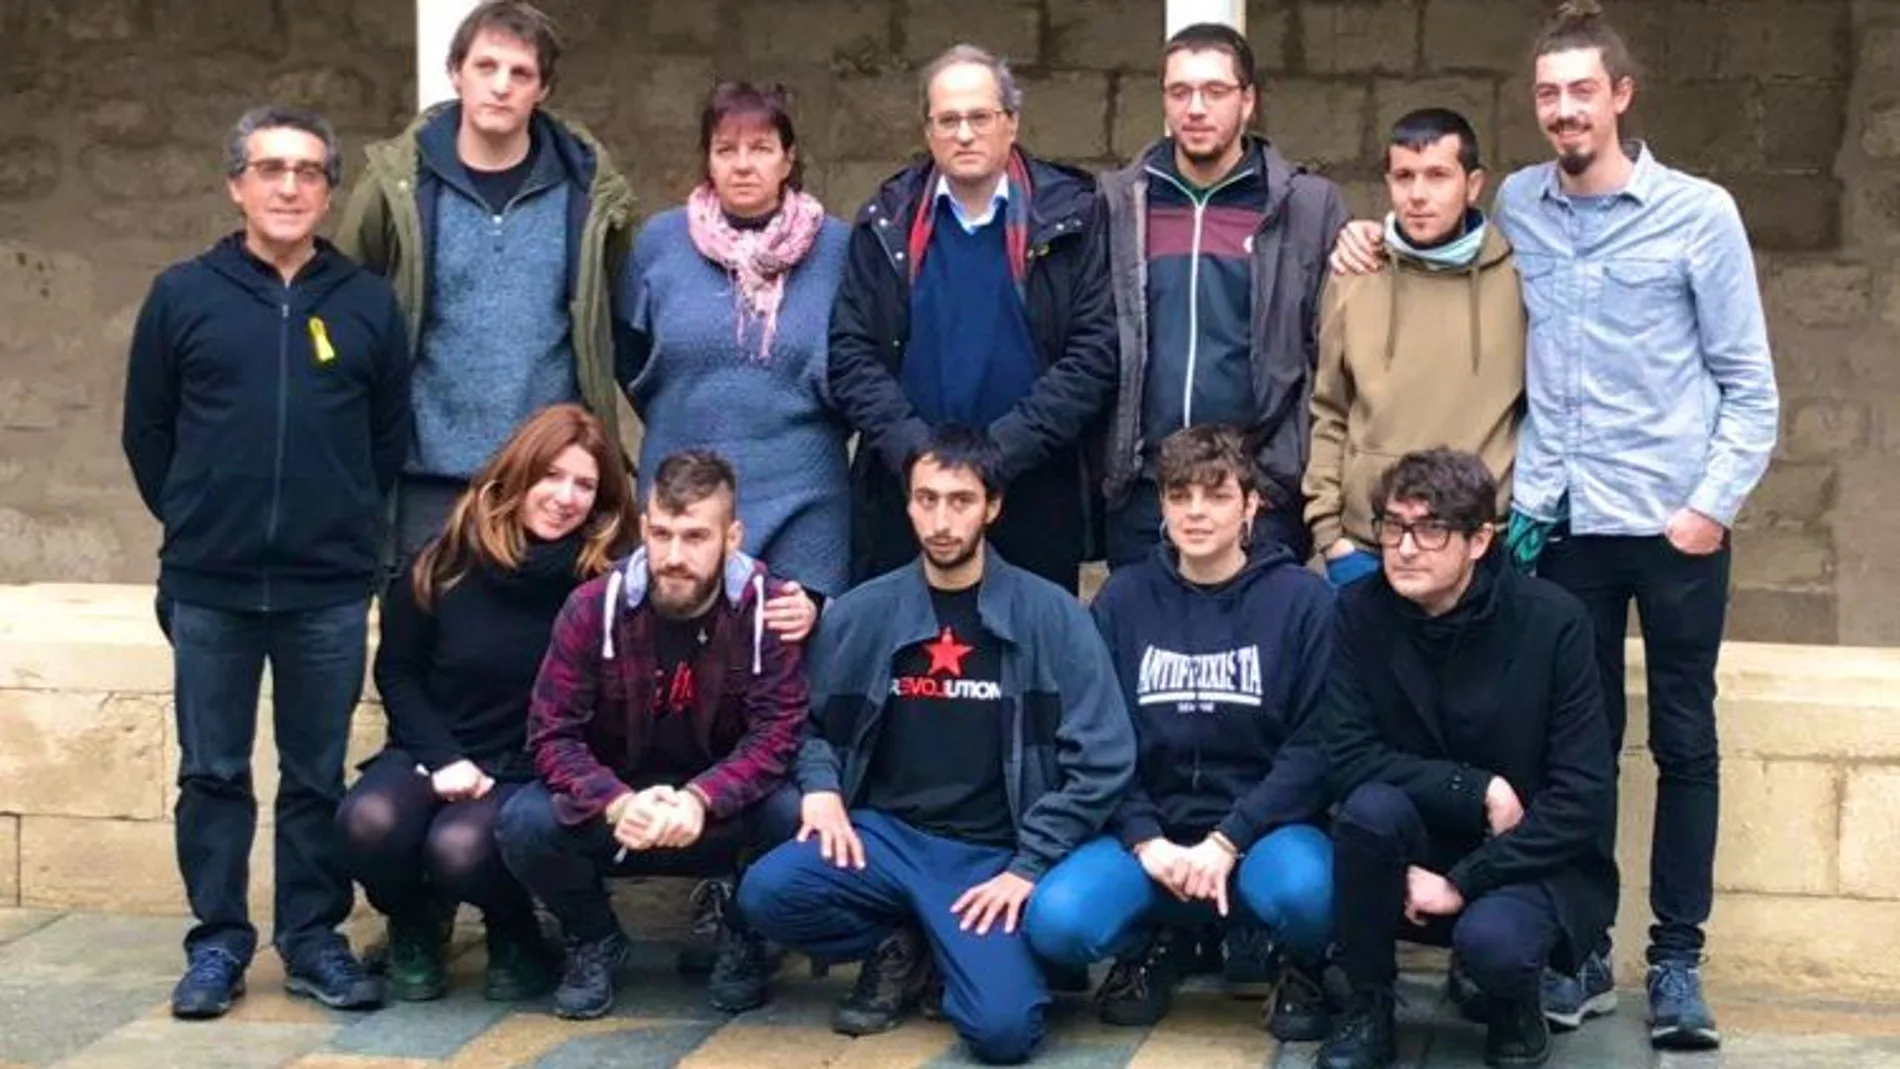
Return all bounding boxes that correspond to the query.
[686,184,826,362]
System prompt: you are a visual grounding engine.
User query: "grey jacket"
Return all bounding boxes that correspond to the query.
[1100,137,1347,512]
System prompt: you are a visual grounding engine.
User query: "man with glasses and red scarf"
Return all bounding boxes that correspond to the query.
[826,43,1115,595]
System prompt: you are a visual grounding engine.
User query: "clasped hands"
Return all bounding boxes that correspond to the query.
[1134,834,1242,916]
[606,784,708,854]
[1401,775,1526,926]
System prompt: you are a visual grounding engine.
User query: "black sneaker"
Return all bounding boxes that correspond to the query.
[706,914,777,1014]
[171,947,246,1020]
[832,925,930,1036]
[553,929,632,1020]
[1223,918,1279,997]
[383,915,448,1002]
[1543,949,1617,1031]
[677,878,732,976]
[1485,994,1552,1067]
[1096,928,1183,1028]
[1647,961,1719,1051]
[1267,962,1332,1042]
[284,940,386,1010]
[1319,986,1397,1069]
[482,923,560,1002]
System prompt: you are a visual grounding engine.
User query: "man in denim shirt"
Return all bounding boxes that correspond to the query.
[1332,1,1778,1053]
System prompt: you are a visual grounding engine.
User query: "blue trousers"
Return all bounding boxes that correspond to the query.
[1023,826,1334,969]
[168,598,368,968]
[739,810,1046,1065]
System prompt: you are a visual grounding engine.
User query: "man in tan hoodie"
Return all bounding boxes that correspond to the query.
[1305,108,1525,587]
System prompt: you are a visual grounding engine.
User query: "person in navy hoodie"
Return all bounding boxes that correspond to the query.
[121,106,410,1020]
[1025,425,1335,1037]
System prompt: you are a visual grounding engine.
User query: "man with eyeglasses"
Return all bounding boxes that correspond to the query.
[122,105,410,1020]
[1317,449,1616,1069]
[827,43,1116,594]
[1098,22,1348,573]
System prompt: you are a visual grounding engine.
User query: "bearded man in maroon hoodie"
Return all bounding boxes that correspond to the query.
[497,450,808,1021]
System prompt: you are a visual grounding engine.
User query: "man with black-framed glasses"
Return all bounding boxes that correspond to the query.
[1318,449,1616,1069]
[1098,22,1348,573]
[827,43,1116,594]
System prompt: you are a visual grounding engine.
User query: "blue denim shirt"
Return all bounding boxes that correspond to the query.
[1494,143,1778,535]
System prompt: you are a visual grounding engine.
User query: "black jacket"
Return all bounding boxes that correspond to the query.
[1092,543,1333,852]
[122,235,411,611]
[827,150,1117,568]
[1324,554,1618,968]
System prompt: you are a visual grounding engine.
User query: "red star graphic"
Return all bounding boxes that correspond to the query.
[923,627,973,677]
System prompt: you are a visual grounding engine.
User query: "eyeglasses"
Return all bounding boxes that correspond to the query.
[926,108,1007,137]
[242,159,330,187]
[1163,81,1244,106]
[1371,514,1470,551]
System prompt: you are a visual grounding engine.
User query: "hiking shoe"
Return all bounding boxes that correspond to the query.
[1647,961,1719,1051]
[707,913,778,1014]
[383,915,448,1002]
[1447,954,1487,1023]
[832,925,930,1036]
[171,947,246,1020]
[677,878,732,976]
[482,923,559,1002]
[284,940,386,1010]
[553,929,631,1020]
[1223,918,1279,997]
[1319,986,1398,1069]
[1096,928,1183,1028]
[1543,948,1617,1030]
[1267,962,1332,1042]
[1485,995,1552,1067]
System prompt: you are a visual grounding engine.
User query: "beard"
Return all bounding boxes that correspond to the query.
[649,567,720,619]
[1557,148,1595,176]
[1178,131,1239,166]
[921,532,982,572]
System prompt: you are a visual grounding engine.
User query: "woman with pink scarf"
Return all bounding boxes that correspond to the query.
[617,82,852,598]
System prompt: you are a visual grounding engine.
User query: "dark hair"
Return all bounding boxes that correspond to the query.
[1387,107,1482,173]
[1162,22,1257,90]
[699,81,805,192]
[225,105,343,187]
[649,449,738,516]
[905,424,1004,500]
[447,1,562,88]
[1156,425,1262,498]
[1531,0,1639,87]
[1370,449,1498,533]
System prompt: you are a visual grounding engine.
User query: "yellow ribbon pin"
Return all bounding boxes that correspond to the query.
[308,316,336,364]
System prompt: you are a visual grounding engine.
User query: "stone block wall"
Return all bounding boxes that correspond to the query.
[10,582,1900,995]
[0,0,1895,643]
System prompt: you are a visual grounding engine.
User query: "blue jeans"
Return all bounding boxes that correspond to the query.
[739,811,1046,1065]
[168,598,368,968]
[1324,548,1382,588]
[1024,826,1334,969]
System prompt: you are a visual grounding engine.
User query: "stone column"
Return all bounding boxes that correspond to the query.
[418,0,484,110]
[1164,0,1245,36]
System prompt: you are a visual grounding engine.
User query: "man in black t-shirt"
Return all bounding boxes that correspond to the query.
[738,426,1135,1065]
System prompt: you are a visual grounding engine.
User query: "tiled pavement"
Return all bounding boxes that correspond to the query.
[4,908,1900,1069]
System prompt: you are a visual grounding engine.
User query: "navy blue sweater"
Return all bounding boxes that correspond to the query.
[122,235,411,611]
[899,197,1041,428]
[1090,542,1334,851]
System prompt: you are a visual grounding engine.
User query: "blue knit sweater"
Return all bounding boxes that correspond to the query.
[620,208,852,596]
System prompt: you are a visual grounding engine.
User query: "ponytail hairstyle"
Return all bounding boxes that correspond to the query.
[411,403,636,610]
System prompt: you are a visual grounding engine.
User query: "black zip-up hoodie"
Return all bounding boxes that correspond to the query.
[122,234,411,612]
[1090,540,1334,851]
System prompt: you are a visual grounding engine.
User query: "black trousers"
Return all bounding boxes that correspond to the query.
[495,781,801,942]
[1333,783,1560,1001]
[1539,533,1728,965]
[336,750,536,931]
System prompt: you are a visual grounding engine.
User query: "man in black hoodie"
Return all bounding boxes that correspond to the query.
[827,44,1116,593]
[1024,426,1335,1038]
[1098,23,1348,570]
[121,106,410,1021]
[1318,450,1616,1069]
